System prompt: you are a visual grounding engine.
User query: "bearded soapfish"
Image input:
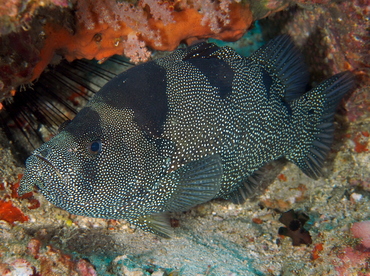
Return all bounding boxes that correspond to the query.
[19,36,354,237]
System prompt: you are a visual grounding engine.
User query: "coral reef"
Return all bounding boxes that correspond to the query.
[0,0,369,275]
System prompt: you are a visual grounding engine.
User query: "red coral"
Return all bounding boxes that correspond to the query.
[252,217,264,224]
[0,199,28,224]
[353,132,369,153]
[36,1,254,66]
[311,243,324,260]
[4,174,40,210]
[10,174,31,199]
[277,173,287,181]
[1,0,293,100]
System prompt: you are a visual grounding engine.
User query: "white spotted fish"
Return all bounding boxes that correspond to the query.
[19,36,354,237]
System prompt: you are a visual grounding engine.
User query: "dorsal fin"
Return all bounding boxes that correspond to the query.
[182,42,220,60]
[58,119,71,133]
[249,35,309,102]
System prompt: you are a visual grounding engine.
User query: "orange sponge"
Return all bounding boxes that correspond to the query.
[32,1,254,80]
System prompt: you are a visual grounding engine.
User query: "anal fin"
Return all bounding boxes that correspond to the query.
[227,167,266,204]
[136,213,174,238]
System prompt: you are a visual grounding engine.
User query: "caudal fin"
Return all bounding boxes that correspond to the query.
[286,71,355,179]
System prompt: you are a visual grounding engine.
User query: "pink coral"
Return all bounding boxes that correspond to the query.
[2,0,297,99]
[334,247,370,275]
[76,259,98,276]
[123,33,152,63]
[352,221,370,248]
[141,0,175,25]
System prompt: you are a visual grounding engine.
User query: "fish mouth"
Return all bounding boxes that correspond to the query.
[18,154,61,196]
[19,153,65,197]
[33,154,67,199]
[30,153,79,210]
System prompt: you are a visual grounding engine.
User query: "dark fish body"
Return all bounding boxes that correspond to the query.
[19,36,354,237]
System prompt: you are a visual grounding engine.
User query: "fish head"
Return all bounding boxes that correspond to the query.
[19,100,165,219]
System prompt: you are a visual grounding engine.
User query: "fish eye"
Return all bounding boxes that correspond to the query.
[87,140,102,154]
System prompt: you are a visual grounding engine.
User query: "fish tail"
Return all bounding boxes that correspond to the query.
[286,71,355,179]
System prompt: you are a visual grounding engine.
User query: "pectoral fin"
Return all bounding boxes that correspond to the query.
[162,154,223,212]
[137,154,223,238]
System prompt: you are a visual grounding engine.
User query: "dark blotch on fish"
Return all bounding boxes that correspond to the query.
[19,36,354,237]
